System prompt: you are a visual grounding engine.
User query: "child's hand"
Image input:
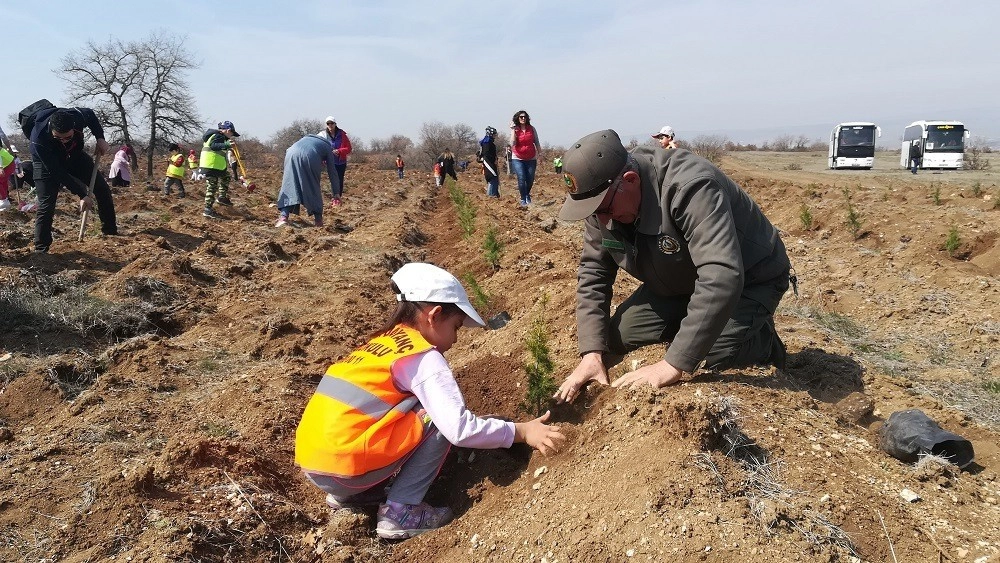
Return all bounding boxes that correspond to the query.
[514,410,566,456]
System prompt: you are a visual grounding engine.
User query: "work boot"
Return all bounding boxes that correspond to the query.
[178,190,186,199]
[770,336,788,371]
[375,502,453,540]
[203,207,219,219]
[217,196,233,206]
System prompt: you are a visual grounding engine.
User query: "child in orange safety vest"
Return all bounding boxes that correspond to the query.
[294,262,565,540]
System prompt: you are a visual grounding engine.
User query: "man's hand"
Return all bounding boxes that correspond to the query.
[553,352,609,404]
[610,360,685,390]
[79,195,94,213]
[95,139,110,157]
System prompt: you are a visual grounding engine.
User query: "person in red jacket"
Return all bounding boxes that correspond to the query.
[318,116,352,205]
[509,110,541,207]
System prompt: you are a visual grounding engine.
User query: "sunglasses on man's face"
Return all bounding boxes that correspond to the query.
[52,130,75,142]
[593,174,626,216]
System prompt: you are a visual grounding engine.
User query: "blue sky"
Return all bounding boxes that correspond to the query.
[5,0,1000,148]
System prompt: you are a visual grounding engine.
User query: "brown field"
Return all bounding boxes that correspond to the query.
[1,148,999,562]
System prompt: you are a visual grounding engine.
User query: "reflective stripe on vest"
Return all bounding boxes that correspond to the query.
[166,153,186,178]
[294,325,434,476]
[199,134,227,170]
[316,376,420,419]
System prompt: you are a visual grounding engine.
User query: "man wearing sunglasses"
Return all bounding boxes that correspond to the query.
[553,129,790,403]
[27,105,117,254]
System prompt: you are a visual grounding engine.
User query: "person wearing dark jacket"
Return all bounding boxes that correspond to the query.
[909,140,922,174]
[199,120,239,218]
[552,130,791,403]
[28,106,117,253]
[477,127,500,198]
[438,149,458,184]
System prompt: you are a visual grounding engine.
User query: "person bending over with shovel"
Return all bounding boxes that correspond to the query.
[27,106,117,254]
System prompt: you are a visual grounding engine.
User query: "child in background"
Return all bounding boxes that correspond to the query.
[295,262,565,540]
[478,126,500,198]
[164,143,186,198]
[433,161,442,187]
[187,149,203,181]
[108,145,133,187]
[0,145,15,211]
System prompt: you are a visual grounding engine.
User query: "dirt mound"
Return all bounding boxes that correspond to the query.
[1,152,999,562]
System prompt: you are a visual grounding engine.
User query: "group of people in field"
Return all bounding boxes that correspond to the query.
[9,100,358,245]
[13,99,793,542]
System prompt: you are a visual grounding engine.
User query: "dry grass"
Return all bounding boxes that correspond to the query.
[702,396,860,558]
[0,278,151,341]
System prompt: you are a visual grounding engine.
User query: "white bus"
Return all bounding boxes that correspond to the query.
[829,122,880,169]
[900,121,969,170]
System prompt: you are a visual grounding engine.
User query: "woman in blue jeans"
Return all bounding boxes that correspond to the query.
[509,110,541,206]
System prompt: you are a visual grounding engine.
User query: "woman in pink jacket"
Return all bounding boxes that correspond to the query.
[108,145,133,187]
[509,110,541,207]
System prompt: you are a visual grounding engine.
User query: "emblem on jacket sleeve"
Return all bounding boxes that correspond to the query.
[657,235,680,254]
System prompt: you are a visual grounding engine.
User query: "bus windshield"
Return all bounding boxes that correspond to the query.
[925,125,965,152]
[838,127,876,147]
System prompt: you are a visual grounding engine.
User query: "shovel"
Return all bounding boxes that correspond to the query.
[230,143,256,192]
[78,149,100,242]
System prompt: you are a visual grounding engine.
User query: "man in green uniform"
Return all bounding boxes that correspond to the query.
[553,129,790,403]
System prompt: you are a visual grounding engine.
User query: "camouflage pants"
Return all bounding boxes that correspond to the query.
[204,170,230,207]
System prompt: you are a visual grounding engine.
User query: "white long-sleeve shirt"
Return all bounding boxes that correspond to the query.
[391,350,515,449]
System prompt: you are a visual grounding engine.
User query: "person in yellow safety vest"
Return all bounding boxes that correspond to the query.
[0,145,15,211]
[163,143,186,199]
[199,120,239,218]
[187,149,203,182]
[553,155,563,174]
[295,262,566,540]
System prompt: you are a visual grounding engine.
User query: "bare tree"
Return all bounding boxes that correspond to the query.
[136,32,201,176]
[58,38,143,159]
[368,134,414,155]
[769,135,795,152]
[418,121,477,164]
[689,135,729,166]
[57,31,202,177]
[966,136,992,171]
[269,118,324,152]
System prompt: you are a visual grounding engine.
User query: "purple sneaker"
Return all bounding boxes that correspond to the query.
[375,502,454,540]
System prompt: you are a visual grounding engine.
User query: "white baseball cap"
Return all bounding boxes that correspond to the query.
[325,116,336,124]
[652,125,675,138]
[391,263,485,328]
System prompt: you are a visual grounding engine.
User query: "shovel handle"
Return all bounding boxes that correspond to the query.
[78,150,101,242]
